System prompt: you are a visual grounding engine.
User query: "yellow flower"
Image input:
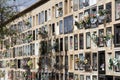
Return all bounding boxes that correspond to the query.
[84,59,88,64]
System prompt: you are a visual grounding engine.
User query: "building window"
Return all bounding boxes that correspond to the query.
[74,74,79,80]
[115,51,120,72]
[86,76,91,80]
[47,9,51,21]
[64,15,73,34]
[86,32,91,49]
[115,76,120,80]
[79,53,84,70]
[69,73,74,80]
[99,29,104,47]
[106,2,112,22]
[41,11,45,24]
[58,2,63,17]
[65,37,68,51]
[74,34,78,50]
[79,33,84,49]
[84,9,90,29]
[92,75,97,80]
[91,7,97,28]
[79,13,84,29]
[59,20,63,34]
[55,4,59,18]
[70,55,73,70]
[115,25,120,47]
[73,0,79,11]
[83,0,89,7]
[70,36,73,50]
[92,53,97,71]
[36,29,39,40]
[38,13,41,25]
[60,38,63,51]
[106,27,112,47]
[52,23,55,35]
[45,10,47,22]
[79,0,83,9]
[74,55,78,70]
[98,5,104,24]
[80,75,84,80]
[33,30,35,41]
[115,0,120,20]
[85,53,91,71]
[98,51,105,74]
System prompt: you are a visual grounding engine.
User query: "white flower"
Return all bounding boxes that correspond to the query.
[96,13,100,17]
[113,58,118,66]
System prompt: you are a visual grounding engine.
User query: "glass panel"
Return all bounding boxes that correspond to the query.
[92,75,97,80]
[115,51,120,72]
[74,34,78,50]
[64,16,73,34]
[70,36,73,50]
[85,53,91,71]
[80,75,84,80]
[106,27,112,47]
[73,0,79,11]
[115,26,120,46]
[99,29,104,47]
[106,2,112,22]
[58,2,63,17]
[74,55,78,70]
[115,0,120,20]
[65,37,68,51]
[92,53,97,71]
[79,13,84,29]
[60,38,63,51]
[79,33,84,49]
[91,7,97,28]
[79,54,84,70]
[74,74,79,80]
[79,0,83,9]
[59,20,63,34]
[70,55,73,70]
[86,76,91,80]
[86,32,91,49]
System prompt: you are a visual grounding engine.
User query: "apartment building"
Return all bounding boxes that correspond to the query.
[0,0,120,80]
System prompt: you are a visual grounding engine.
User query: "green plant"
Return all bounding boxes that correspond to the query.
[90,32,99,46]
[58,7,62,11]
[108,58,119,70]
[84,16,91,24]
[0,70,5,78]
[109,58,113,70]
[10,61,15,67]
[27,60,33,67]
[103,34,113,41]
[98,9,109,16]
[75,20,84,29]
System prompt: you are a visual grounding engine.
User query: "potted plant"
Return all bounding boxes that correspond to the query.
[84,16,91,28]
[39,27,48,38]
[10,61,15,68]
[108,58,119,70]
[98,9,110,26]
[0,70,5,78]
[103,34,113,47]
[90,32,99,46]
[27,60,33,68]
[75,20,84,29]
